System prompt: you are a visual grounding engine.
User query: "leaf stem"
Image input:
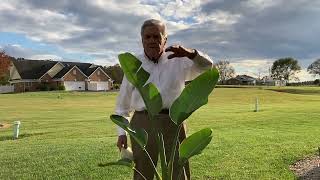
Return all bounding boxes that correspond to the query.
[143,149,162,180]
[133,167,148,180]
[150,114,166,180]
[146,108,166,180]
[168,124,182,180]
[158,132,168,180]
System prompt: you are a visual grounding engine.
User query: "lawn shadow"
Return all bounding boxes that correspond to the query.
[98,162,115,167]
[267,88,320,95]
[0,132,49,141]
[98,158,134,168]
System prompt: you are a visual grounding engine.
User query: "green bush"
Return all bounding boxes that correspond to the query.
[0,75,9,85]
[113,84,120,89]
[50,86,57,91]
[39,83,50,91]
[58,85,65,90]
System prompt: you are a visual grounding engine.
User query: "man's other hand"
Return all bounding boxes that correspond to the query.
[117,135,127,151]
[165,45,197,60]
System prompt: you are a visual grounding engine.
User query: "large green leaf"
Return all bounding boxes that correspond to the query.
[136,67,150,88]
[170,68,219,125]
[179,128,213,165]
[140,83,163,116]
[118,53,162,117]
[110,115,148,149]
[118,53,149,88]
[99,158,134,168]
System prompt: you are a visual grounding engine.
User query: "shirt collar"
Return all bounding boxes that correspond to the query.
[143,51,168,65]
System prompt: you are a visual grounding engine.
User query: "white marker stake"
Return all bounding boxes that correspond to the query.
[13,121,21,139]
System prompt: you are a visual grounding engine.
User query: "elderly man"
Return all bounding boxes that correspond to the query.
[115,19,213,180]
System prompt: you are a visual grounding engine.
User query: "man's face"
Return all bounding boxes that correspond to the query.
[142,25,167,60]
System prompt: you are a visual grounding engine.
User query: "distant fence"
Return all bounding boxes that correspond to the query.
[0,85,14,94]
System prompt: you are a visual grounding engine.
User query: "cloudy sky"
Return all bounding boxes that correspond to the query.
[0,0,319,81]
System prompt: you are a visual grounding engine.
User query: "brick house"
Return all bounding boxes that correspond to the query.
[9,58,113,93]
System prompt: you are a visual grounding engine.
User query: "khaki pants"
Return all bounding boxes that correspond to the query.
[130,111,190,180]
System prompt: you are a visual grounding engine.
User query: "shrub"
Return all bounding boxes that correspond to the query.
[58,85,65,90]
[39,83,50,91]
[113,83,120,89]
[50,86,57,91]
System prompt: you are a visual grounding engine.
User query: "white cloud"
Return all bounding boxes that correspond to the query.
[232,59,273,69]
[1,44,32,58]
[0,1,15,11]
[0,0,319,76]
[166,21,191,34]
[231,59,273,78]
[195,10,242,26]
[295,69,317,82]
[91,58,114,67]
[161,0,201,19]
[246,0,279,11]
[1,44,62,60]
[30,54,62,60]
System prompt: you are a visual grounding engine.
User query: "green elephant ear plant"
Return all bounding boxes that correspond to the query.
[109,53,219,180]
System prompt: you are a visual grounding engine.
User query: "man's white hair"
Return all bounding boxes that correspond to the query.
[141,19,167,38]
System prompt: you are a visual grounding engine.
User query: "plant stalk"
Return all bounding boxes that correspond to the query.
[177,162,185,180]
[136,88,163,180]
[133,167,148,180]
[143,149,162,180]
[158,132,168,179]
[149,113,168,180]
[168,124,182,180]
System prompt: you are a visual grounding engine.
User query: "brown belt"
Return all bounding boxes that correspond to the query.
[135,109,169,114]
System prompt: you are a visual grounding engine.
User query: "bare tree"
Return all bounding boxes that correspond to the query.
[215,60,235,84]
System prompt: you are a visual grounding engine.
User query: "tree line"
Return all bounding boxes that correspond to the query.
[216,57,320,84]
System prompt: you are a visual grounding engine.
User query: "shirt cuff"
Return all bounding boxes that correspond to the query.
[191,50,213,67]
[117,126,127,136]
[115,115,129,136]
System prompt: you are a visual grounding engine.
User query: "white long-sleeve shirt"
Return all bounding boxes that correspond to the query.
[115,50,213,136]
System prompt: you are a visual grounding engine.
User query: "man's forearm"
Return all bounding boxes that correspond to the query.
[191,50,214,68]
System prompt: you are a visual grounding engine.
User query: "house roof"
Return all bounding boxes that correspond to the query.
[85,65,100,76]
[53,62,92,78]
[53,66,73,78]
[11,58,110,80]
[235,75,256,81]
[11,59,57,79]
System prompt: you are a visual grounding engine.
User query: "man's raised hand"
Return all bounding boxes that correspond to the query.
[165,45,197,60]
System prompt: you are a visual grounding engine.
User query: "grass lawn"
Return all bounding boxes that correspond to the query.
[0,87,319,179]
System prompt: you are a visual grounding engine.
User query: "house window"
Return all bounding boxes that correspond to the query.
[73,69,77,75]
[97,70,100,75]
